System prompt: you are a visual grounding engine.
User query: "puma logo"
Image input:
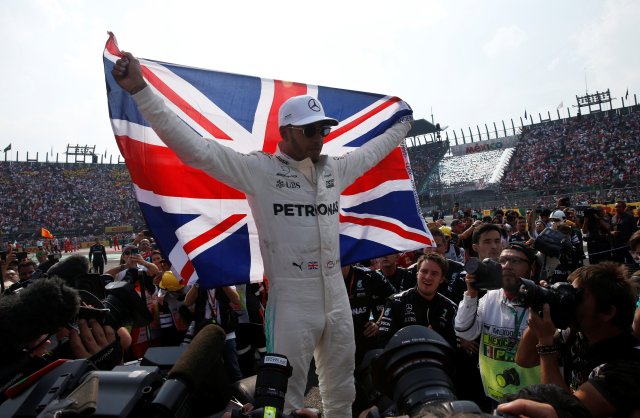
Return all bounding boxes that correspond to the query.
[292,261,303,271]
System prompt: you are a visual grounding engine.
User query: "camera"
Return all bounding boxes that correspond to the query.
[464,258,503,290]
[15,252,28,260]
[533,228,573,258]
[76,280,153,330]
[368,325,486,417]
[130,247,140,255]
[47,253,62,262]
[0,324,231,417]
[231,354,304,418]
[582,207,599,218]
[513,278,578,329]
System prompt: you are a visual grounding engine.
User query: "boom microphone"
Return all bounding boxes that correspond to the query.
[146,324,227,417]
[0,277,80,360]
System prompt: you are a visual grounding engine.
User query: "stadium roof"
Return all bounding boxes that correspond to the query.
[405,118,439,137]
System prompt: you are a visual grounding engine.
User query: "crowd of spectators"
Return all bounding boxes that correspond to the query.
[438,148,512,188]
[0,162,145,240]
[406,140,449,192]
[501,110,640,191]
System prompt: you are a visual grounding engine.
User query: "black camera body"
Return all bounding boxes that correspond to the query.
[464,258,503,290]
[533,228,573,258]
[514,278,578,329]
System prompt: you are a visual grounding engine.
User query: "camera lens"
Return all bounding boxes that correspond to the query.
[372,325,457,416]
[103,281,153,329]
[253,354,293,411]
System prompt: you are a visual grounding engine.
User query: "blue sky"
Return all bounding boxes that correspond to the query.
[1,0,638,159]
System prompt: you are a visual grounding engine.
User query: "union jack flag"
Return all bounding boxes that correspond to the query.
[307,261,319,270]
[103,32,432,288]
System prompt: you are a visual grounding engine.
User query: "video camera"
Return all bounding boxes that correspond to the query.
[0,324,231,417]
[533,228,573,258]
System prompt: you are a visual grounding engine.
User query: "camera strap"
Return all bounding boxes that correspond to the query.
[510,306,527,350]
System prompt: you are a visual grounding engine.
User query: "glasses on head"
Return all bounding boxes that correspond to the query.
[498,256,529,266]
[288,124,332,138]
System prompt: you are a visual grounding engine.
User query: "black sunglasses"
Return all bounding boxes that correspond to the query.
[289,125,332,138]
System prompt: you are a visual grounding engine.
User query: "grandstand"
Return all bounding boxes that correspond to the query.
[1,90,639,244]
[407,90,640,213]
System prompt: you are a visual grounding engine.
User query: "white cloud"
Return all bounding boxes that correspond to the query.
[483,26,527,58]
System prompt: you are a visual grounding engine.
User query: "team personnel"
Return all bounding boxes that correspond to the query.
[112,52,412,418]
[378,253,457,348]
[88,238,108,274]
[341,264,395,365]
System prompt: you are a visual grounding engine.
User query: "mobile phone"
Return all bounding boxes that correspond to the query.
[0,251,6,261]
[143,230,152,237]
[16,252,28,260]
[130,247,140,255]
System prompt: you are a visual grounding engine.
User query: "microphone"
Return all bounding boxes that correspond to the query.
[0,277,80,360]
[146,324,226,417]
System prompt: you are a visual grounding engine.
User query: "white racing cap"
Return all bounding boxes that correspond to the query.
[278,95,339,127]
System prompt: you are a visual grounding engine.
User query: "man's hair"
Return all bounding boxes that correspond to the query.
[506,242,536,265]
[630,230,640,252]
[472,223,502,244]
[18,260,37,270]
[415,252,448,277]
[569,262,635,330]
[557,196,571,208]
[429,227,445,241]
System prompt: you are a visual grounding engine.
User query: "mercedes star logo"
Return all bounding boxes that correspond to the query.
[308,99,321,112]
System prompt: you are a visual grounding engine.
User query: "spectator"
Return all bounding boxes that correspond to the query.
[610,200,638,265]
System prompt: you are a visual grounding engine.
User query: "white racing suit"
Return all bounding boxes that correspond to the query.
[132,87,410,418]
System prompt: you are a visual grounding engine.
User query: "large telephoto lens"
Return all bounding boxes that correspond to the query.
[253,354,293,411]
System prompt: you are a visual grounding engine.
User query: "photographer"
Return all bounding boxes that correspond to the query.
[454,243,540,404]
[516,262,640,417]
[0,277,122,404]
[581,206,611,264]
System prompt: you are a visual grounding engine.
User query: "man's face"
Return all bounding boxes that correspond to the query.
[280,122,329,163]
[452,222,465,234]
[140,240,151,252]
[615,203,625,215]
[516,219,527,233]
[473,230,502,260]
[631,244,640,265]
[379,254,398,269]
[416,259,445,299]
[19,265,36,281]
[424,235,446,256]
[571,280,603,333]
[535,221,545,234]
[5,269,17,282]
[498,249,531,292]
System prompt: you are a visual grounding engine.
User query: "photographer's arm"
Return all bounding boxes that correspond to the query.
[459,220,481,241]
[515,327,540,368]
[527,305,569,392]
[454,277,482,340]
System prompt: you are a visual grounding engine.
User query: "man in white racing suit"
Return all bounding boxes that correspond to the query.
[112,52,412,418]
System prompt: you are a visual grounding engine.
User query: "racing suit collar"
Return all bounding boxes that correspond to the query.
[275,145,318,184]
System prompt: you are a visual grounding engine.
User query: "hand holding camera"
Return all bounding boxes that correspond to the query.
[68,318,116,359]
[526,304,556,346]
